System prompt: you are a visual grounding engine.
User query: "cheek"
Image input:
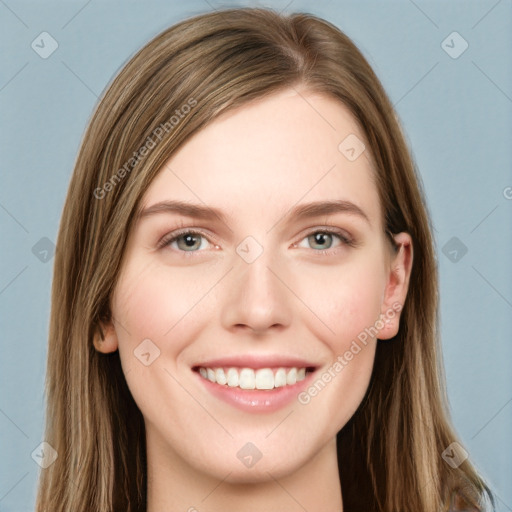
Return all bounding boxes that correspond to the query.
[112,259,217,371]
[111,261,220,433]
[293,255,386,350]
[290,255,386,429]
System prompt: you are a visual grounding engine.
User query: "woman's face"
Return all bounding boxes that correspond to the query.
[97,87,412,482]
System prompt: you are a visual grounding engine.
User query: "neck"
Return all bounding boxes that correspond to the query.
[146,435,343,512]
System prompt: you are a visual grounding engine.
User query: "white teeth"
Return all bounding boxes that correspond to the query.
[226,368,239,387]
[198,366,310,390]
[239,368,255,389]
[215,368,227,385]
[255,368,274,390]
[274,368,287,388]
[286,367,297,385]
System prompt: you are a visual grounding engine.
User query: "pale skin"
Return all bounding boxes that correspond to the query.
[94,87,413,511]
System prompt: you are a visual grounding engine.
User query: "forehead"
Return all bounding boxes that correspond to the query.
[140,88,381,228]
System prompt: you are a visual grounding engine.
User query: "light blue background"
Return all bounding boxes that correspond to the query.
[1,1,511,510]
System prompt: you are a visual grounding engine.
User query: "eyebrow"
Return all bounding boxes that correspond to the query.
[136,199,370,225]
[285,199,370,225]
[136,200,229,224]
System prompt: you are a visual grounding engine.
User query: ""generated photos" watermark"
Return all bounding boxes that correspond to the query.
[94,97,197,199]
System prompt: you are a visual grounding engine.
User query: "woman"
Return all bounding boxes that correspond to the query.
[35,7,494,511]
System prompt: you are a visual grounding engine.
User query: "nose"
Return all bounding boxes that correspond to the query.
[220,247,292,335]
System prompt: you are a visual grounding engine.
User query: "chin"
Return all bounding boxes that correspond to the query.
[188,437,320,485]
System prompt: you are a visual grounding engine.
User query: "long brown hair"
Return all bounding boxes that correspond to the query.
[36,7,494,511]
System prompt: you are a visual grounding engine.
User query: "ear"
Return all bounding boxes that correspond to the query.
[93,317,119,353]
[376,232,413,340]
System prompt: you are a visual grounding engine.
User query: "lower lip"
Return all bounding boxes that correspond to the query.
[195,371,315,413]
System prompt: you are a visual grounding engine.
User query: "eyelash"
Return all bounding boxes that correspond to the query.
[157,223,356,257]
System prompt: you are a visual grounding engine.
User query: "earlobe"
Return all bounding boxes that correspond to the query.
[377,232,413,340]
[93,319,119,353]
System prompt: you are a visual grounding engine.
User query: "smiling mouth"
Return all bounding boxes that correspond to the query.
[194,366,315,390]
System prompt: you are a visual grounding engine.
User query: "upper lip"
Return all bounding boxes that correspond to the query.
[193,355,318,370]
